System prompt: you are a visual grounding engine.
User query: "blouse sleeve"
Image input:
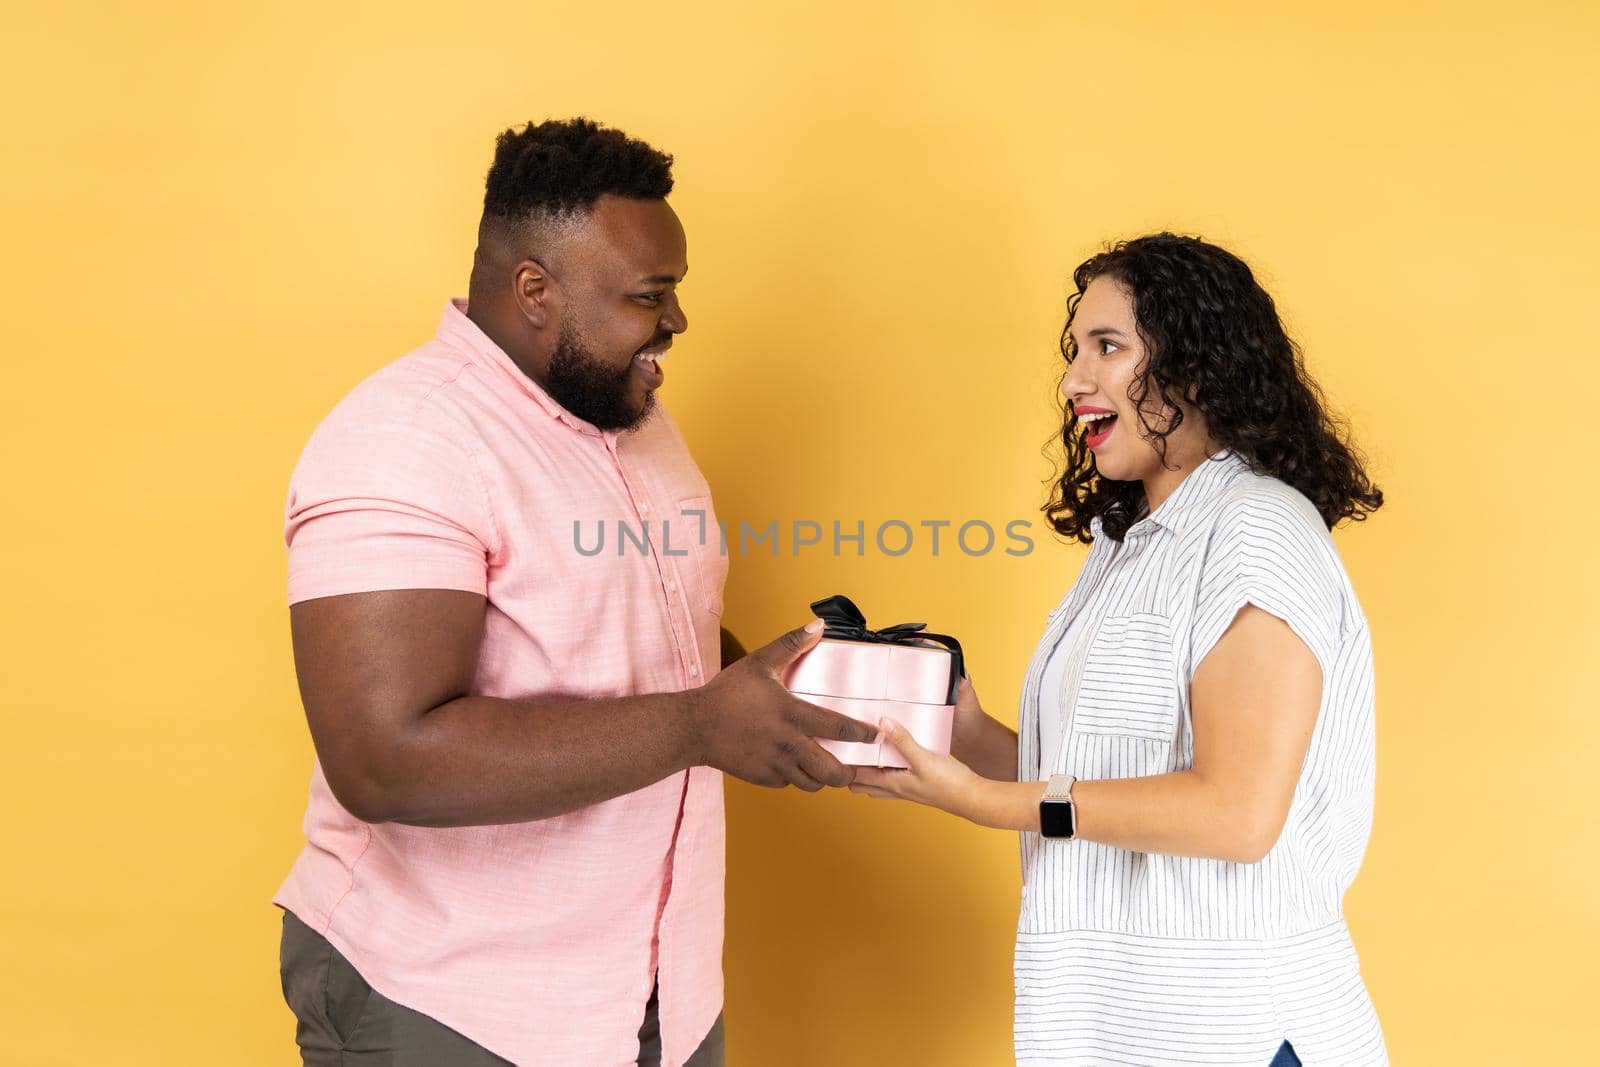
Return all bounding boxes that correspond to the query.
[1189,489,1350,681]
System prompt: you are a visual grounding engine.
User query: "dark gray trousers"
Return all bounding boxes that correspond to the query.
[279,909,726,1066]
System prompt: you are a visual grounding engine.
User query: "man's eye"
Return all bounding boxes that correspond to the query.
[635,292,664,305]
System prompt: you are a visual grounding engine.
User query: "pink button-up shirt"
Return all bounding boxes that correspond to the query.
[274,299,728,1066]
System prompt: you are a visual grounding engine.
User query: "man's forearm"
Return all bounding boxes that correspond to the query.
[719,626,747,668]
[342,689,704,828]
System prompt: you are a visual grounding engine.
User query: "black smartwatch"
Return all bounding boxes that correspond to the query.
[1039,773,1078,839]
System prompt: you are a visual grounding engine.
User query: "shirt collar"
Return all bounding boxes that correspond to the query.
[1100,447,1251,539]
[435,298,616,441]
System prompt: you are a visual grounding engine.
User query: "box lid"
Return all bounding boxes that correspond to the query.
[782,638,957,706]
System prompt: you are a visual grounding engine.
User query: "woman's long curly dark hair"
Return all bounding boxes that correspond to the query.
[1044,233,1383,543]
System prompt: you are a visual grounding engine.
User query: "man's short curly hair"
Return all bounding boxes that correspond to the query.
[481,117,674,224]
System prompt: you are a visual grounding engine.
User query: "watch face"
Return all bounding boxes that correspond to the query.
[1039,800,1076,839]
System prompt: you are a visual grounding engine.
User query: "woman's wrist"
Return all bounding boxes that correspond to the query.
[960,778,1047,831]
[952,710,1019,778]
[950,706,988,748]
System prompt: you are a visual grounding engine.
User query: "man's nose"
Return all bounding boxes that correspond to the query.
[661,294,688,334]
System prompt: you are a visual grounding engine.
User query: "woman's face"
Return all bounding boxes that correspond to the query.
[1060,275,1213,485]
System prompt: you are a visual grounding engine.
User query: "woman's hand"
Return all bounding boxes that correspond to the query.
[948,675,1021,781]
[950,674,985,737]
[849,717,983,819]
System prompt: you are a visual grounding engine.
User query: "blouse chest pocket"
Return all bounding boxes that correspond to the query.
[1072,611,1180,744]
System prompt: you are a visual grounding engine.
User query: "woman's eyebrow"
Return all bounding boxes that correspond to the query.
[1071,325,1127,344]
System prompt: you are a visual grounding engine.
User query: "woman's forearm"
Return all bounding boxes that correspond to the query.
[964,771,1278,863]
[1071,772,1278,862]
[951,711,1019,781]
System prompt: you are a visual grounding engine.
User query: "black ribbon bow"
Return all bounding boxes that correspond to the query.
[809,594,966,704]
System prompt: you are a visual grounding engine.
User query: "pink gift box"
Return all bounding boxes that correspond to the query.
[780,595,965,768]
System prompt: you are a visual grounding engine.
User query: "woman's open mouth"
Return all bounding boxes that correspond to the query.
[1082,412,1117,448]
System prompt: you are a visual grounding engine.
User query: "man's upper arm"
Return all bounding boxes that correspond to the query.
[283,402,500,819]
[290,588,486,821]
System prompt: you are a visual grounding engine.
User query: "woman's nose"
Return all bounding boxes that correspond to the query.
[1060,365,1089,401]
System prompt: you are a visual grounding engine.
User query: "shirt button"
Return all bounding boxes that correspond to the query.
[639,501,651,513]
[666,580,677,593]
[689,665,700,677]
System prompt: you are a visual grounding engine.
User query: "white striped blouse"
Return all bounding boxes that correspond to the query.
[1014,447,1388,1066]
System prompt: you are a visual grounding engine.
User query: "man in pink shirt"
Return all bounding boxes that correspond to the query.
[274,118,878,1067]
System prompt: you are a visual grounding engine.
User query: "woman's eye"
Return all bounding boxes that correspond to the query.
[1100,340,1120,355]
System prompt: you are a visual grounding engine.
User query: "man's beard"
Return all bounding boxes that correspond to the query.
[544,319,656,432]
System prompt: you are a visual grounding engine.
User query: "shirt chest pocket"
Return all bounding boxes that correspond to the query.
[672,494,727,618]
[1072,611,1179,744]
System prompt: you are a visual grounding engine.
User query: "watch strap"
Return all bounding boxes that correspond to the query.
[1042,773,1077,802]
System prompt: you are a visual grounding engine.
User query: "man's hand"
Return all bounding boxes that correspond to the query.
[688,619,881,791]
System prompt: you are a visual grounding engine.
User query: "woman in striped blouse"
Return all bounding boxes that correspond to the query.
[852,234,1388,1066]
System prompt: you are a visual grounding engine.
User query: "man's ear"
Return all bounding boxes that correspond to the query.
[512,258,558,330]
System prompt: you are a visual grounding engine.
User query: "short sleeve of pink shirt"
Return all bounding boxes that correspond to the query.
[286,394,500,604]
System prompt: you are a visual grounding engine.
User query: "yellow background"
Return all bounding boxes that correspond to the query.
[3,2,1596,1063]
